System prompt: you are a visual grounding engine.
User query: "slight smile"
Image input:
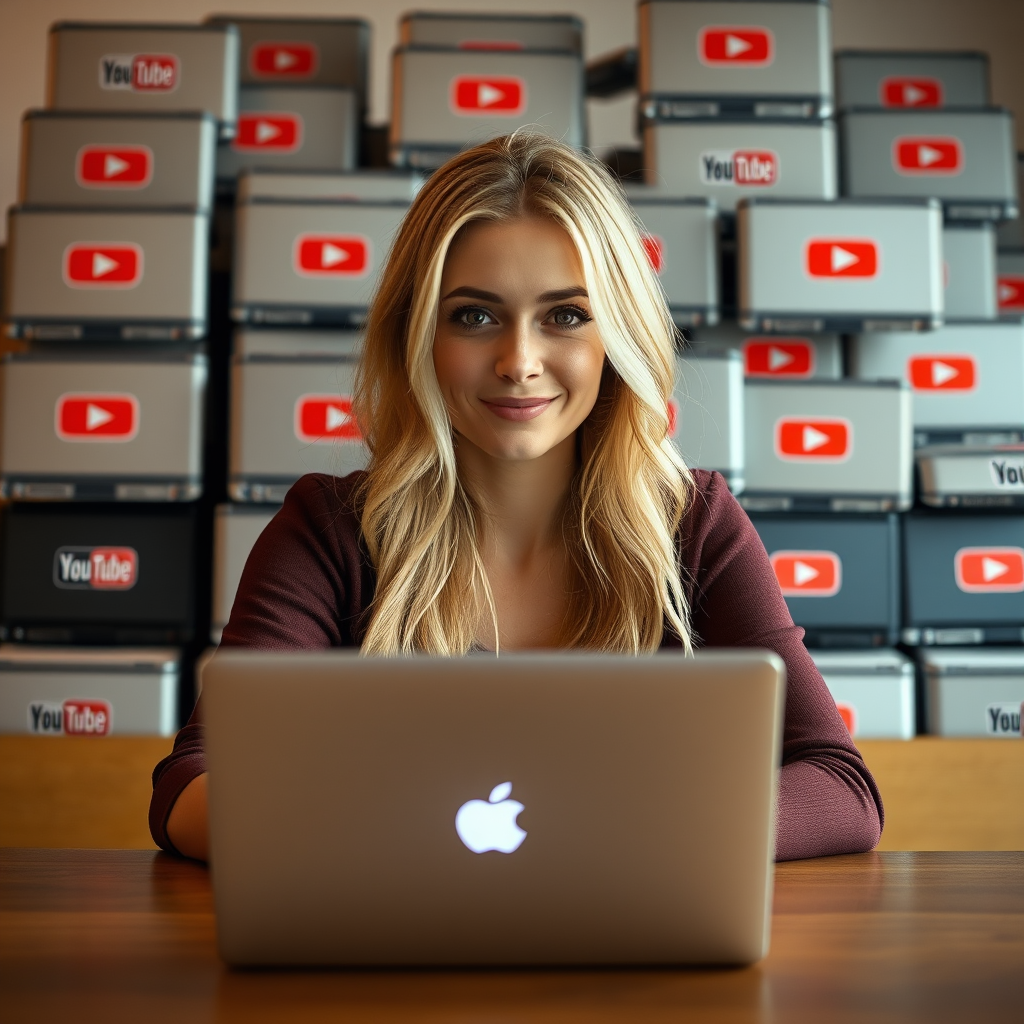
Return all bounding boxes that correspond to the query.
[481,397,557,421]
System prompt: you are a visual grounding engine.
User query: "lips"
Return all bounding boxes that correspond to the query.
[481,396,556,421]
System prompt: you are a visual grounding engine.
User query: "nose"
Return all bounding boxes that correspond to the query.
[493,318,544,384]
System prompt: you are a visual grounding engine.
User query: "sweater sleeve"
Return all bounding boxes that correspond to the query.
[149,473,369,853]
[682,470,884,861]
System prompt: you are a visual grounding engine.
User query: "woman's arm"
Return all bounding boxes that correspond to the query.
[166,773,209,861]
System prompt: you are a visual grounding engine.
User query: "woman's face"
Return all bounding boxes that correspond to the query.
[433,215,606,465]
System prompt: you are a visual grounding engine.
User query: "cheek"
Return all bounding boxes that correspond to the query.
[433,338,481,398]
[559,342,606,401]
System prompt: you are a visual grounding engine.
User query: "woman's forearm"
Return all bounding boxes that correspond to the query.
[166,772,209,862]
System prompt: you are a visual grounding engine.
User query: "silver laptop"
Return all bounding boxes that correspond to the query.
[203,650,784,966]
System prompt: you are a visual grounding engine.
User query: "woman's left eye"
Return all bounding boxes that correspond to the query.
[548,306,592,329]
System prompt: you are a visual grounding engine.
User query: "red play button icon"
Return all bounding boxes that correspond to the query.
[893,136,962,174]
[997,276,1024,311]
[743,339,814,378]
[294,395,362,443]
[233,113,302,152]
[63,244,142,288]
[835,702,857,736]
[881,77,943,108]
[450,76,526,115]
[954,547,1024,593]
[698,26,773,65]
[642,235,664,274]
[56,394,139,442]
[250,42,318,78]
[294,236,369,277]
[908,355,976,391]
[770,550,842,597]
[775,417,852,461]
[806,240,878,279]
[76,145,152,189]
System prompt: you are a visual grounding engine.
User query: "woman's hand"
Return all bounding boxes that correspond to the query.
[166,773,209,862]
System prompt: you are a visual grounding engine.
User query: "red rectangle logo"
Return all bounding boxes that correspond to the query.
[458,40,525,51]
[76,145,153,189]
[56,394,139,442]
[907,355,976,391]
[954,547,1024,593]
[642,235,664,274]
[997,276,1024,311]
[770,551,842,596]
[881,77,943,108]
[53,546,138,590]
[63,244,142,288]
[450,76,526,115]
[744,339,814,378]
[232,113,303,152]
[294,236,370,277]
[775,418,852,461]
[806,240,878,279]
[698,26,773,65]
[893,136,963,175]
[250,42,318,78]
[63,699,113,737]
[132,54,179,92]
[295,395,362,443]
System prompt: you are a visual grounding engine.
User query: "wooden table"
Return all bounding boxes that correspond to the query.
[2,849,1021,1023]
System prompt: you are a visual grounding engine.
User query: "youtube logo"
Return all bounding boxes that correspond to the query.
[770,550,842,597]
[76,145,152,189]
[743,339,814,378]
[698,26,773,65]
[294,235,369,277]
[642,235,664,274]
[53,546,138,590]
[63,244,142,288]
[250,42,318,78]
[56,394,139,442]
[806,240,878,279]
[233,113,302,152]
[907,355,976,392]
[954,547,1024,594]
[29,698,113,737]
[997,276,1024,311]
[450,76,526,115]
[881,77,943,108]
[775,417,852,461]
[893,136,963,175]
[99,54,178,92]
[295,395,362,443]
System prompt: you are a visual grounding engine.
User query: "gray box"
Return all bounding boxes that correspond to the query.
[642,118,837,211]
[390,47,585,169]
[996,155,1024,251]
[233,327,364,358]
[206,15,368,114]
[671,348,743,492]
[916,444,1024,510]
[943,224,996,322]
[811,649,915,740]
[639,0,832,120]
[749,513,901,646]
[19,110,217,212]
[849,321,1024,446]
[4,206,209,342]
[834,51,989,111]
[216,86,357,183]
[400,12,582,52]
[903,513,1024,646]
[0,348,206,502]
[686,322,842,379]
[629,196,719,326]
[239,169,424,203]
[212,504,276,642]
[0,645,179,737]
[996,250,1024,315]
[840,108,1018,222]
[737,198,944,333]
[230,340,367,502]
[742,379,913,513]
[922,648,1024,737]
[47,22,239,138]
[232,198,408,327]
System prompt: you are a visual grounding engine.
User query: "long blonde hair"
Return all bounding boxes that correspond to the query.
[353,133,693,655]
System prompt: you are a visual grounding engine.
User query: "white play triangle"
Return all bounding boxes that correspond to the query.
[903,83,926,105]
[981,556,1010,582]
[793,560,820,586]
[103,153,129,178]
[325,404,349,432]
[85,403,115,431]
[255,120,282,144]
[91,252,118,278]
[830,245,859,273]
[477,82,505,107]
[274,49,297,70]
[768,346,795,371]
[802,425,830,452]
[999,282,1020,302]
[320,242,348,267]
[724,33,753,58]
[930,360,959,386]
[918,144,943,167]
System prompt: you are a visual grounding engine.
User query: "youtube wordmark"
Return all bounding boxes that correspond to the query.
[744,339,814,378]
[881,77,942,108]
[698,26,773,65]
[775,417,852,461]
[700,150,778,187]
[53,546,138,590]
[29,698,113,736]
[770,551,842,597]
[56,394,139,442]
[63,244,142,288]
[99,54,178,92]
[893,136,962,175]
[295,395,362,443]
[294,235,370,277]
[250,42,318,78]
[806,240,878,279]
[233,113,302,152]
[954,547,1024,593]
[908,355,976,391]
[76,145,152,189]
[450,76,526,115]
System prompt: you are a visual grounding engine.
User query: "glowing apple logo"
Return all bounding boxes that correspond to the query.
[455,781,527,854]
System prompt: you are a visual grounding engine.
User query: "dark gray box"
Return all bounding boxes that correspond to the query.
[834,51,989,111]
[400,12,582,52]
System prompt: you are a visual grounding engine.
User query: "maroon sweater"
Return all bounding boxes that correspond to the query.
[150,470,883,861]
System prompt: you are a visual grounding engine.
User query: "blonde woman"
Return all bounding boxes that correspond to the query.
[152,134,882,863]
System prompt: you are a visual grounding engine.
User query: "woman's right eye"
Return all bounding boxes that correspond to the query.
[450,306,495,329]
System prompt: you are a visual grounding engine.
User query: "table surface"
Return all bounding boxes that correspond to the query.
[2,849,1022,1024]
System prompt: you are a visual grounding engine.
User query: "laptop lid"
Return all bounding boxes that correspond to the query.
[203,650,784,966]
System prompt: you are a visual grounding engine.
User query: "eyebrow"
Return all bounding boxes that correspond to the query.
[440,286,589,304]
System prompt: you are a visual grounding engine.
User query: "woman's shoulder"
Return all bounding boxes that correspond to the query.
[677,468,761,572]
